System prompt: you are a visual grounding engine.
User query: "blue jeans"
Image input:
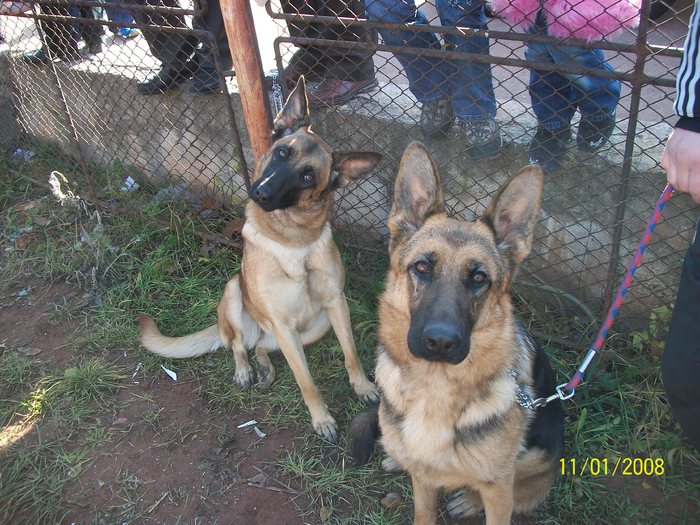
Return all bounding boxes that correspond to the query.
[106,0,133,25]
[366,0,496,122]
[525,12,620,130]
[68,3,131,27]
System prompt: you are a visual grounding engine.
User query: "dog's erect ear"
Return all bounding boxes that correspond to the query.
[483,165,543,264]
[388,142,445,250]
[272,76,311,135]
[331,152,382,189]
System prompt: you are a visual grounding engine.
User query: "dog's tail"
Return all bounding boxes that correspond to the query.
[138,313,222,358]
[348,404,380,465]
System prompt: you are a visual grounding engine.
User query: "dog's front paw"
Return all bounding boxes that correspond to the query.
[257,365,276,390]
[234,364,255,389]
[312,414,339,443]
[447,489,483,519]
[353,379,380,404]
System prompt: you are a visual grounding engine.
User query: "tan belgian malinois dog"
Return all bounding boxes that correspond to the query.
[139,78,381,441]
[350,142,564,525]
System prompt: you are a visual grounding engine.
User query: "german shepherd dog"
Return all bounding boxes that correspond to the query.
[139,78,381,442]
[350,142,564,525]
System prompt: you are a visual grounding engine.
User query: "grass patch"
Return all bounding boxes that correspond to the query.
[0,437,89,524]
[0,162,698,524]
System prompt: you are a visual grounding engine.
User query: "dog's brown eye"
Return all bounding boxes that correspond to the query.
[471,270,488,285]
[301,168,315,184]
[413,260,431,274]
[278,146,290,159]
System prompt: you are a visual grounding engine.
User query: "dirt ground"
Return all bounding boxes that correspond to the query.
[6,278,695,525]
[1,279,313,525]
[2,180,698,525]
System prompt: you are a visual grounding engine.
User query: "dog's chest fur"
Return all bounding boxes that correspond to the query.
[377,348,531,487]
[242,220,328,279]
[241,218,340,328]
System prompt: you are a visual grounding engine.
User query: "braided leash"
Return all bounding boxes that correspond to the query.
[530,183,675,409]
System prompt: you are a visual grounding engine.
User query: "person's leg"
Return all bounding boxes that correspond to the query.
[366,0,449,104]
[189,0,233,94]
[133,0,197,94]
[366,0,454,138]
[105,0,133,25]
[662,219,700,453]
[105,0,138,37]
[437,0,495,122]
[318,0,375,82]
[574,49,621,152]
[133,0,195,66]
[524,12,575,172]
[307,0,377,107]
[25,3,80,63]
[77,4,104,54]
[550,46,619,121]
[281,0,328,81]
[199,0,230,69]
[525,14,576,131]
[437,0,501,158]
[550,45,620,152]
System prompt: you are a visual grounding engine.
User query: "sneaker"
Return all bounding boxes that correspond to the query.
[420,98,454,139]
[459,119,503,160]
[528,126,571,174]
[117,27,139,39]
[577,115,615,153]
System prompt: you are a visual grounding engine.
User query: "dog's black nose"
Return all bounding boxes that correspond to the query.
[251,186,271,204]
[422,321,462,356]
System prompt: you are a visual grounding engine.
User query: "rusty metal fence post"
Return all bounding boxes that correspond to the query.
[221,0,272,165]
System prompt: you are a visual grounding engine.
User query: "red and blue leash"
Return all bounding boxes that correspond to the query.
[531,183,675,409]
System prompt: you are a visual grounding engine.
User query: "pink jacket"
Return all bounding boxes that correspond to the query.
[489,0,641,41]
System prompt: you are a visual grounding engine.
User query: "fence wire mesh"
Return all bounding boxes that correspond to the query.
[266,0,697,331]
[1,0,248,216]
[0,0,697,336]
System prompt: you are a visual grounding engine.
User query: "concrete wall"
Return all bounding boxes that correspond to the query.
[0,53,21,150]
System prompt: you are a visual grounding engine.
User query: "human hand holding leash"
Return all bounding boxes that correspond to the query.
[662,127,700,204]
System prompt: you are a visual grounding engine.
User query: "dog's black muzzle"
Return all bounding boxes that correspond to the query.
[249,166,303,212]
[249,177,276,211]
[408,318,470,365]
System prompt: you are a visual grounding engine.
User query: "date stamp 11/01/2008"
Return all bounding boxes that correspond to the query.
[560,457,666,477]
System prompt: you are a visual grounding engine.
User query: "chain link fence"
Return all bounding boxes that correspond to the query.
[1,0,249,229]
[0,0,697,336]
[267,0,696,332]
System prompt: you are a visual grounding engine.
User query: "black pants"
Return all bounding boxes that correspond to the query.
[36,3,103,58]
[662,218,700,453]
[131,0,231,72]
[281,0,375,81]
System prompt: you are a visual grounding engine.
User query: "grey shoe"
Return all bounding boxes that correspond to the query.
[459,119,503,160]
[420,98,454,139]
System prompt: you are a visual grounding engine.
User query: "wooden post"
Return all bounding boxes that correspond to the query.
[220,0,273,164]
